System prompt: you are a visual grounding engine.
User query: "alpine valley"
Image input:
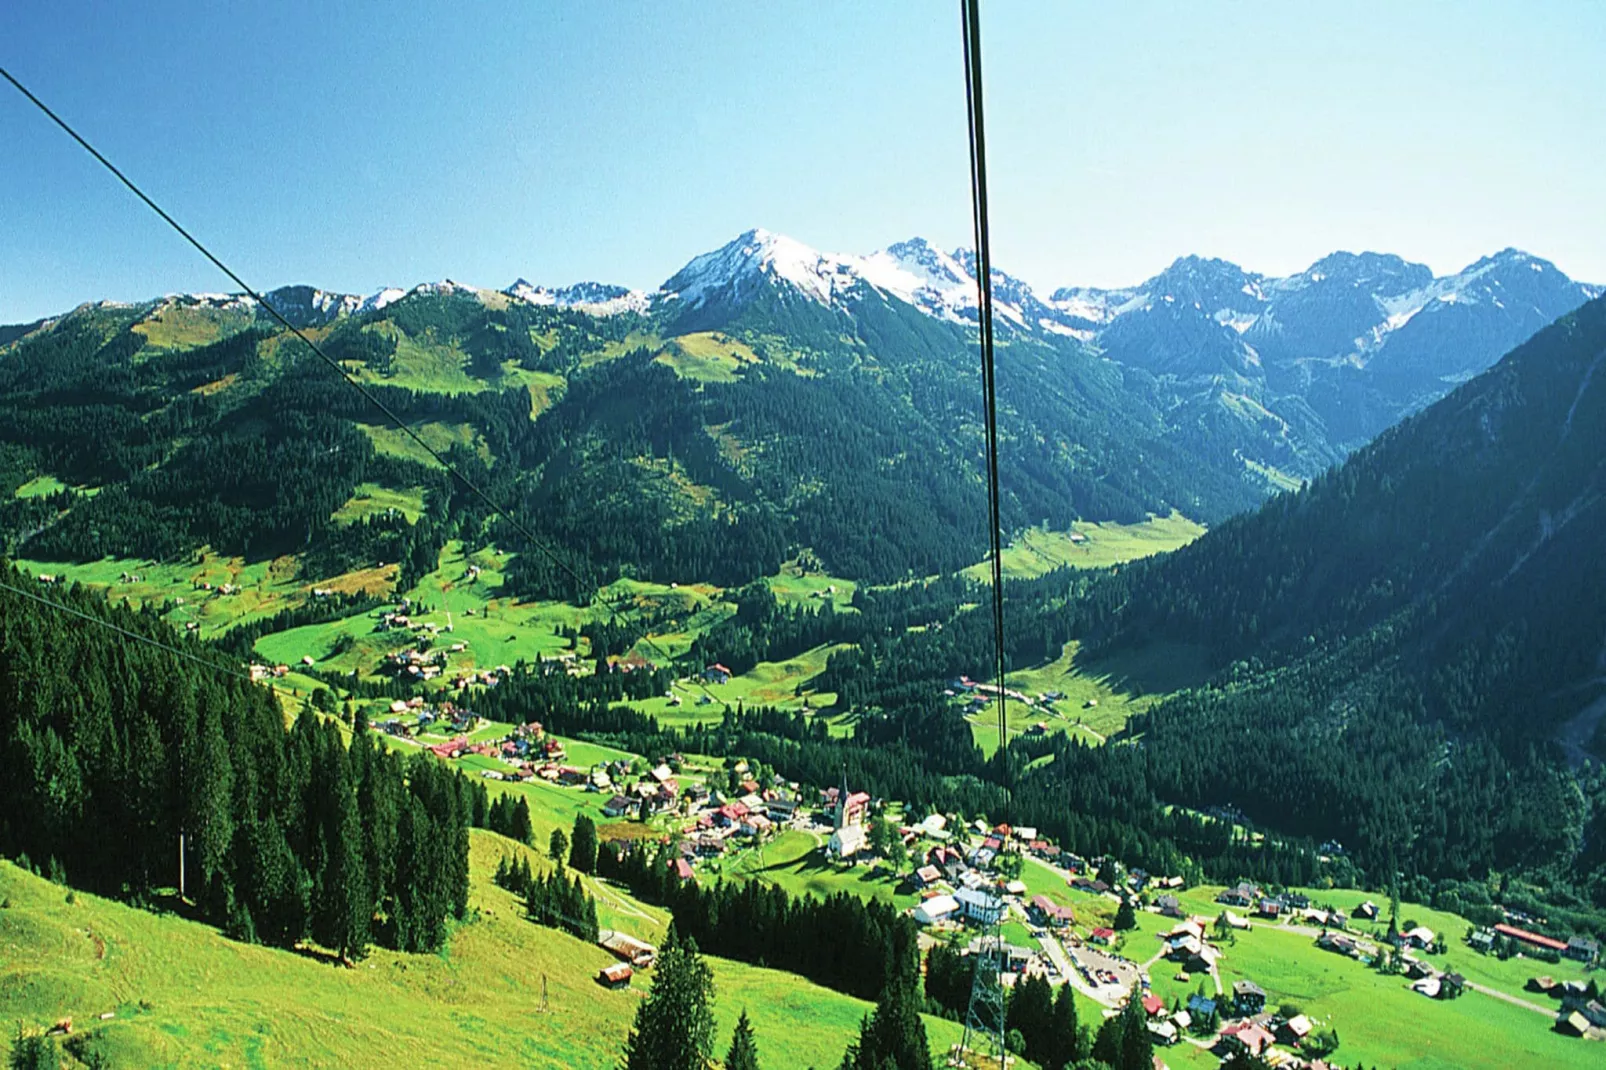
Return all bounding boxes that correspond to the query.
[5,230,1606,1070]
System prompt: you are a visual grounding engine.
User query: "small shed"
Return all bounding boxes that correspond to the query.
[597,963,633,988]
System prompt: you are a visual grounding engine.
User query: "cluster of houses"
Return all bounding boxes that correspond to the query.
[248,662,295,682]
[1139,976,1327,1065]
[1526,976,1606,1039]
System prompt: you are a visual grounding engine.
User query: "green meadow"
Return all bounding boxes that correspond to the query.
[0,833,971,1070]
[965,512,1206,581]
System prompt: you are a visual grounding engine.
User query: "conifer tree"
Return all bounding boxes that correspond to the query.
[550,827,569,864]
[838,924,930,1070]
[725,1009,761,1070]
[1043,978,1085,1070]
[511,798,534,845]
[571,814,599,874]
[620,924,717,1070]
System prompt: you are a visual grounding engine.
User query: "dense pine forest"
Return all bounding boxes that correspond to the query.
[0,569,484,959]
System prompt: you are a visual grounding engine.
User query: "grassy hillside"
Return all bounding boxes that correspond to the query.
[0,832,969,1069]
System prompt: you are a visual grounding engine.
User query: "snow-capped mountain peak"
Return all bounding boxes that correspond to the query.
[504,278,649,316]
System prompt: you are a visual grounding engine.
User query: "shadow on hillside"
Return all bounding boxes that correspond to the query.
[1069,640,1213,700]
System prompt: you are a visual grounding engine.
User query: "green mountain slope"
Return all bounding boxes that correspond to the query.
[1095,294,1606,892]
[0,278,1280,595]
[0,834,968,1069]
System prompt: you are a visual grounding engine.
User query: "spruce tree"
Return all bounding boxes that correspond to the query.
[620,924,717,1070]
[725,1008,761,1070]
[511,798,534,845]
[1114,898,1137,930]
[838,924,930,1070]
[1043,978,1085,1070]
[571,814,599,874]
[550,827,569,864]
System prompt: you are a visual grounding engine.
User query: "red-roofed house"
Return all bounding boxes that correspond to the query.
[1089,927,1116,945]
[1218,1022,1275,1057]
[703,663,732,684]
[669,858,695,881]
[1141,994,1165,1016]
[1029,895,1075,928]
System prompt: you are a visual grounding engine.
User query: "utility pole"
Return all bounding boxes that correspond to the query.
[178,831,186,901]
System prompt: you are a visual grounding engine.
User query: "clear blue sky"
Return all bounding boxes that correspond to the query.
[4,0,1604,322]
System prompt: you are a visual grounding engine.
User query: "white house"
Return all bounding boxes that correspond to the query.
[914,894,961,926]
[955,888,1004,925]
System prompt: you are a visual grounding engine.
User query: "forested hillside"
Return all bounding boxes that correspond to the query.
[0,278,1266,595]
[806,296,1606,916]
[0,569,484,960]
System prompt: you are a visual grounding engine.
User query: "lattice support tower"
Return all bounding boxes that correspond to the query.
[952,915,1009,1069]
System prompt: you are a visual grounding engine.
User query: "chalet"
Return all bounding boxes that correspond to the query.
[1217,883,1259,908]
[1402,925,1436,950]
[669,858,695,882]
[1278,1014,1312,1045]
[603,794,635,818]
[1089,927,1116,946]
[1527,975,1559,995]
[557,766,587,786]
[1256,898,1282,920]
[1410,975,1442,999]
[1557,1010,1593,1037]
[914,865,944,888]
[1283,892,1311,910]
[1232,980,1267,1016]
[917,814,951,840]
[955,888,1004,926]
[1217,1022,1275,1058]
[1441,972,1466,999]
[1186,995,1217,1020]
[596,963,633,988]
[1565,997,1606,1028]
[1156,894,1183,918]
[766,797,799,822]
[1316,931,1357,956]
[1494,923,1569,955]
[702,663,732,684]
[1565,936,1600,963]
[1029,895,1075,928]
[1146,1021,1178,1046]
[914,894,961,926]
[1355,900,1379,920]
[1140,994,1165,1017]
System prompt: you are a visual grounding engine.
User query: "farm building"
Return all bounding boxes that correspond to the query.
[1494,923,1569,954]
[596,963,633,989]
[598,930,656,967]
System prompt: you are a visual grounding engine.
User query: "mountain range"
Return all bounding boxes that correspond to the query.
[0,230,1597,590]
[198,228,1601,460]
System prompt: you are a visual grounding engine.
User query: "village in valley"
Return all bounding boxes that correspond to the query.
[338,644,1606,1069]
